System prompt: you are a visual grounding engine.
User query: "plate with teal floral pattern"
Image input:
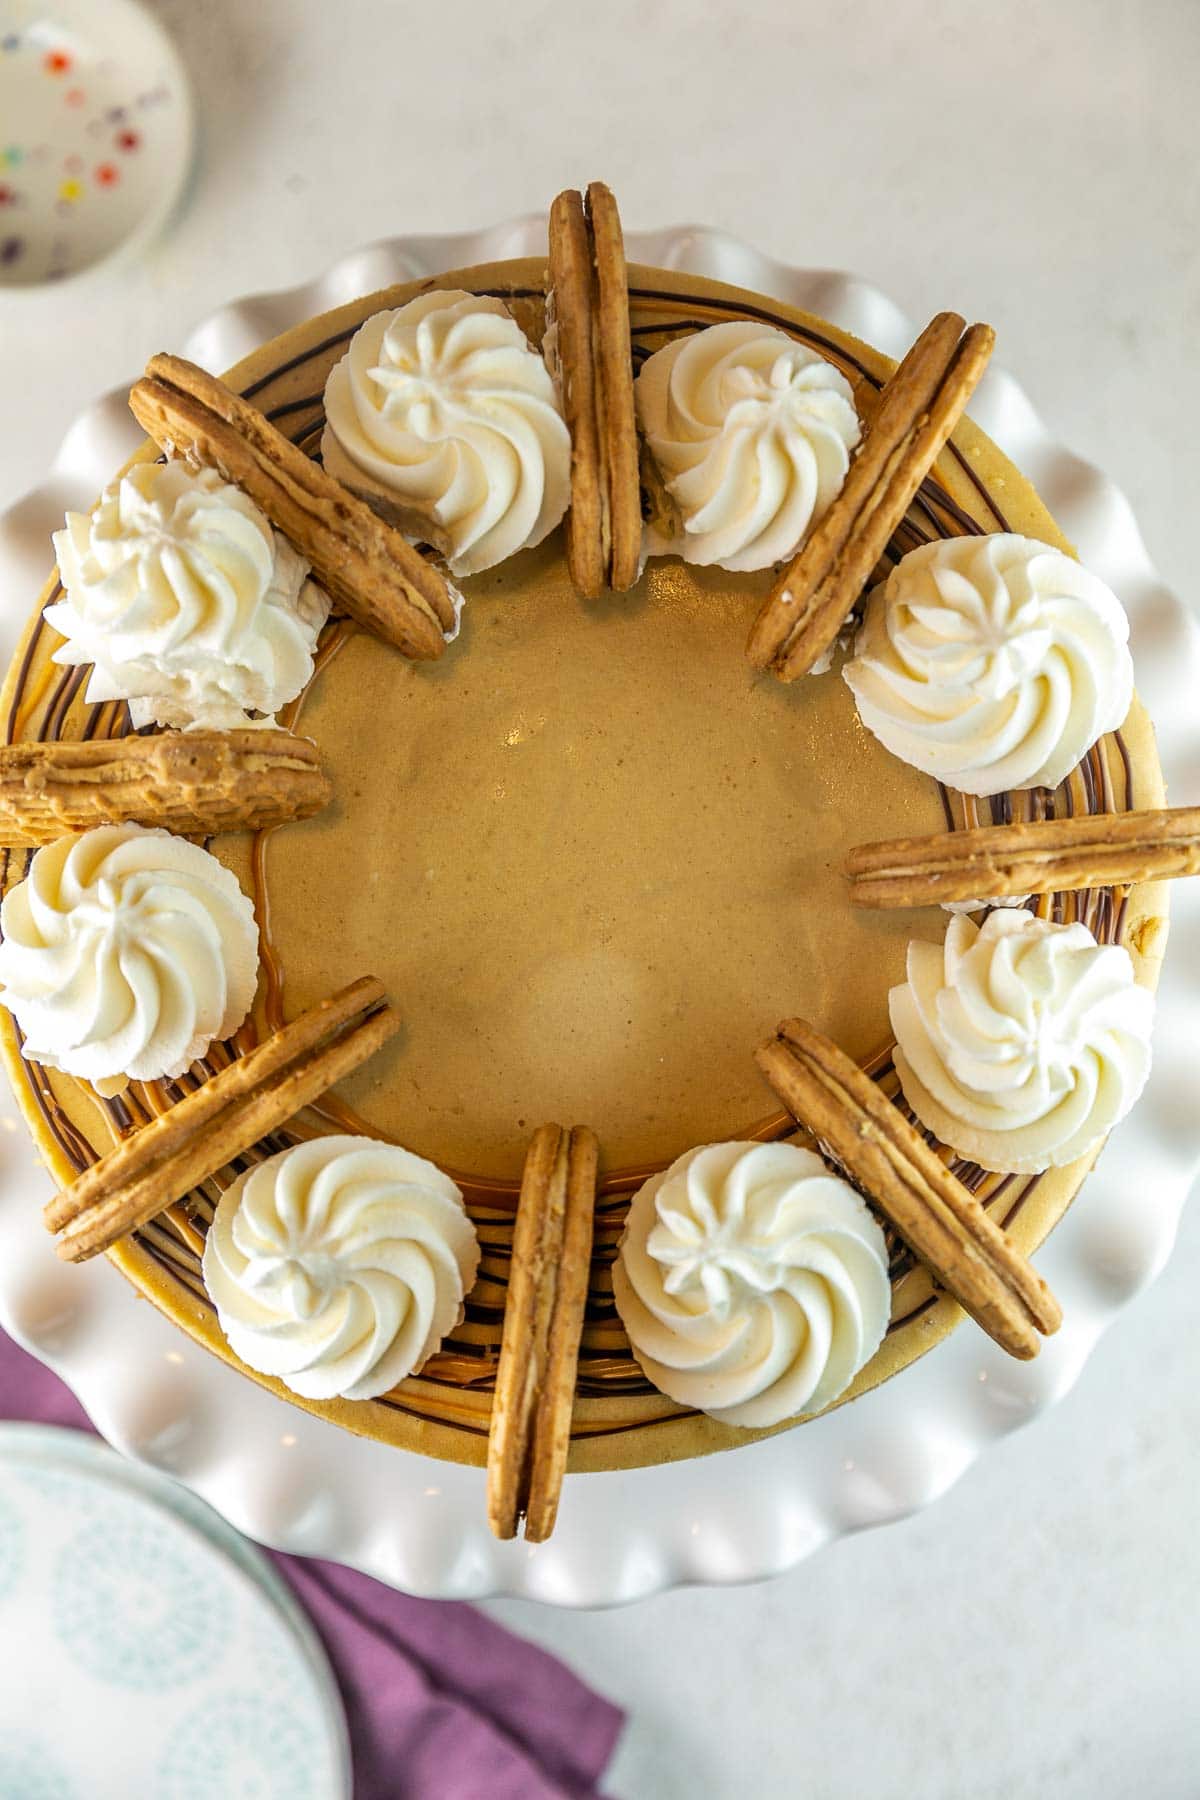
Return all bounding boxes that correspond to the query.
[0,1424,350,1799]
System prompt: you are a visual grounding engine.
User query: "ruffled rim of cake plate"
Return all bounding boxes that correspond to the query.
[0,218,1197,1607]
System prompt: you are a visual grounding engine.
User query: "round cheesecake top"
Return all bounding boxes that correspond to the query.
[0,259,1169,1471]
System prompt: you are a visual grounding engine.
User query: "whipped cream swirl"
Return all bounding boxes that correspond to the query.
[634,322,860,571]
[612,1140,890,1426]
[48,462,330,732]
[890,909,1154,1174]
[0,824,258,1089]
[843,534,1134,795]
[203,1136,480,1401]
[322,291,571,576]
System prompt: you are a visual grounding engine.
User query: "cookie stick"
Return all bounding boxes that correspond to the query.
[756,1018,1060,1358]
[129,354,456,657]
[46,978,399,1262]
[487,1122,599,1540]
[0,731,331,847]
[546,183,642,598]
[845,806,1200,908]
[746,314,994,680]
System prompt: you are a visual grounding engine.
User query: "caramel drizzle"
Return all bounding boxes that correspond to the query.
[3,281,1139,1427]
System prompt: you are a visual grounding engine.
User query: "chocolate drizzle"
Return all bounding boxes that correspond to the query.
[2,274,1142,1436]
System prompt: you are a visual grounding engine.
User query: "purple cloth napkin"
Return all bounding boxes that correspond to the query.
[0,1329,623,1800]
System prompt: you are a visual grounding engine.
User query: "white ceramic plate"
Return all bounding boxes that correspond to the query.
[0,222,1198,1607]
[0,1423,351,1797]
[0,0,193,290]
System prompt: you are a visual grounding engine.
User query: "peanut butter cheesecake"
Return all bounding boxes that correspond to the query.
[0,185,1175,1539]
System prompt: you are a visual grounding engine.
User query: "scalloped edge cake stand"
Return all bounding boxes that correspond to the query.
[0,221,1198,1607]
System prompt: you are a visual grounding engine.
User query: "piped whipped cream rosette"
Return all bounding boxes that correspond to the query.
[203,1135,480,1402]
[890,909,1154,1174]
[48,462,331,732]
[0,823,258,1093]
[612,1140,890,1426]
[321,291,572,577]
[634,321,861,572]
[843,533,1134,795]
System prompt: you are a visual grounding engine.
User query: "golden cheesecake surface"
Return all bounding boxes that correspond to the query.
[256,547,948,1180]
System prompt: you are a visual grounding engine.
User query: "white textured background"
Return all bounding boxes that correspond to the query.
[1,2,1198,1795]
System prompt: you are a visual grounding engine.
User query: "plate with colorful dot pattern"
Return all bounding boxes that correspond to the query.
[0,1424,350,1799]
[0,0,192,289]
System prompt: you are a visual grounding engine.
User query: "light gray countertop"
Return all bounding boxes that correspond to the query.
[1,2,1196,1793]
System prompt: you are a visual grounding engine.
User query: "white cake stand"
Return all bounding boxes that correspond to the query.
[0,220,1197,1606]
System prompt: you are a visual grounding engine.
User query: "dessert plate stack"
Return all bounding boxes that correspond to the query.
[0,1423,350,1797]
